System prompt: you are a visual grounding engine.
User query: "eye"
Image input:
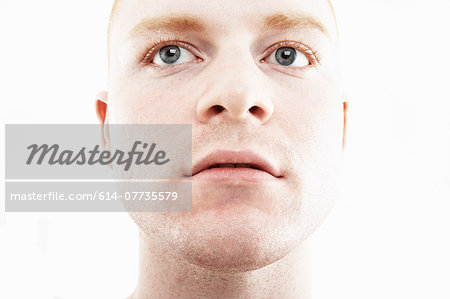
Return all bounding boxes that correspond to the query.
[266,46,309,67]
[152,45,195,66]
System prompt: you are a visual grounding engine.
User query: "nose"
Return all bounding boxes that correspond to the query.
[196,53,274,125]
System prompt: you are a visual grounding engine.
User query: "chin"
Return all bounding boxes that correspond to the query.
[178,224,299,273]
[129,179,337,273]
[133,201,305,273]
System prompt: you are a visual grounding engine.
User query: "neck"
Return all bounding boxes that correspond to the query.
[129,230,311,299]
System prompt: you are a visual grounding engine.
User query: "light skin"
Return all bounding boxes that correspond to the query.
[96,0,347,298]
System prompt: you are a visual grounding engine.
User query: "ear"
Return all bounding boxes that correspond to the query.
[95,90,110,150]
[342,101,348,151]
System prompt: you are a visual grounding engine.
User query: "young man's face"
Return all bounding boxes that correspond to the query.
[104,0,345,272]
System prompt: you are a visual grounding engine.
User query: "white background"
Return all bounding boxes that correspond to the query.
[1,0,449,298]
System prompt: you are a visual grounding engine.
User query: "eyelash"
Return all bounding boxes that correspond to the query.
[140,37,321,68]
[262,40,321,66]
[140,36,199,66]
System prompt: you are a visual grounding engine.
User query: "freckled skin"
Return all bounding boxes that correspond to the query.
[97,0,346,298]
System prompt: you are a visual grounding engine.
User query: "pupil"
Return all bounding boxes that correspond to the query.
[275,47,296,66]
[160,45,181,64]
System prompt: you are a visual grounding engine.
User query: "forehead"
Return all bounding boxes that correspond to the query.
[110,0,336,45]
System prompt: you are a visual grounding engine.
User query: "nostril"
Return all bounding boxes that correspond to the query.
[211,105,225,113]
[202,104,269,122]
[249,106,265,118]
[249,106,258,114]
[204,105,226,119]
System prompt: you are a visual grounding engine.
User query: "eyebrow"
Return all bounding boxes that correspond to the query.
[263,12,327,34]
[128,12,327,40]
[128,14,207,39]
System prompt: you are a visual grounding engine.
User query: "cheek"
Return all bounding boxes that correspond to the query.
[108,74,195,124]
[274,76,343,145]
[272,74,344,196]
[272,77,343,230]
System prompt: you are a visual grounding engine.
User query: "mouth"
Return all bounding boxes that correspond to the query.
[207,163,260,170]
[187,150,282,181]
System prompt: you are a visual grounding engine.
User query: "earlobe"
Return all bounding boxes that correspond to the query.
[95,90,108,124]
[95,91,110,149]
[342,101,348,151]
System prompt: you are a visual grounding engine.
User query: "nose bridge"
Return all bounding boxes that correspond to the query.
[206,44,259,96]
[196,45,273,124]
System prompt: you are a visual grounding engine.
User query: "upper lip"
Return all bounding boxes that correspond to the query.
[189,150,281,177]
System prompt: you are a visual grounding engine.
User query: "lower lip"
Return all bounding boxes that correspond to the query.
[191,168,279,183]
